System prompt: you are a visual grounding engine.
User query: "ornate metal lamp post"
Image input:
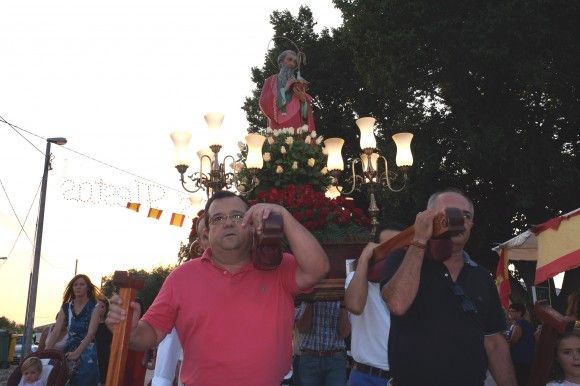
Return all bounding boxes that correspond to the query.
[325,117,414,234]
[170,113,265,197]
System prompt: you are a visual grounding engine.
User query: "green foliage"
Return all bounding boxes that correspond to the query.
[242,6,392,213]
[101,265,175,312]
[333,0,580,269]
[243,3,579,273]
[0,316,24,333]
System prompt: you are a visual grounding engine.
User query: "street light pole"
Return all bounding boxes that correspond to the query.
[22,137,67,359]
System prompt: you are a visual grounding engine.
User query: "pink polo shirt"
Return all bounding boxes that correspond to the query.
[142,250,305,386]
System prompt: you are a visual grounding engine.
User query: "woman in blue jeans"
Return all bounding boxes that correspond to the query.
[46,274,102,386]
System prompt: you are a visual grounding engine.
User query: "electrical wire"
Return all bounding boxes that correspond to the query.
[0,176,67,269]
[0,177,35,245]
[3,179,41,259]
[0,115,45,155]
[61,145,186,194]
[1,114,187,195]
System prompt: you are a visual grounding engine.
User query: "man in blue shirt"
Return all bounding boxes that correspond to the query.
[296,300,351,386]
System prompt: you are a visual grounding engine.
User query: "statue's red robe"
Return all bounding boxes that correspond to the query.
[259,74,316,132]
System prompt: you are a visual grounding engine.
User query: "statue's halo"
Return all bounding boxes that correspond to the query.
[266,35,307,73]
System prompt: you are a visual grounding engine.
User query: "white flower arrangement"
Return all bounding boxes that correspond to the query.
[236,127,332,193]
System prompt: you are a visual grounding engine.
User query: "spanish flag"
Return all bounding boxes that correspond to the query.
[170,213,185,227]
[533,209,580,284]
[495,249,511,309]
[126,202,141,212]
[147,208,163,220]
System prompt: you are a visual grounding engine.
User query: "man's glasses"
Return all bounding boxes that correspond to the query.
[208,212,245,226]
[450,282,477,314]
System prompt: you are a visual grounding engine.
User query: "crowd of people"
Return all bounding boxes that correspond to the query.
[15,189,580,386]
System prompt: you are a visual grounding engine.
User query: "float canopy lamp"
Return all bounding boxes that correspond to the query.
[171,114,265,197]
[325,117,414,233]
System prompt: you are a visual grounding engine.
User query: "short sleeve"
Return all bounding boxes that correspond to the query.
[279,253,311,295]
[141,272,179,335]
[379,249,406,289]
[483,273,507,335]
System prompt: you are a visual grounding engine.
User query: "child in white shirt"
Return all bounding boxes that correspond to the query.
[18,357,51,386]
[546,329,580,386]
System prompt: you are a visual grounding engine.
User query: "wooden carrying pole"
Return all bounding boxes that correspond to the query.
[365,207,465,282]
[527,301,575,386]
[105,271,144,386]
[298,207,467,301]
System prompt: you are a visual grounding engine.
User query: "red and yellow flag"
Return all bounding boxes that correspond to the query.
[126,202,141,212]
[495,250,511,309]
[534,210,580,284]
[170,213,185,227]
[147,208,163,220]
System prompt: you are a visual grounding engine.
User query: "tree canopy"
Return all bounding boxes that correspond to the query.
[242,2,579,309]
[0,316,24,333]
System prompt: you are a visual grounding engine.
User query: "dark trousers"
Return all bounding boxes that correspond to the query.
[514,362,531,386]
[299,351,347,386]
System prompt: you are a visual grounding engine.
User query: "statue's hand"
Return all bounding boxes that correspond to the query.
[293,83,308,102]
[285,77,297,91]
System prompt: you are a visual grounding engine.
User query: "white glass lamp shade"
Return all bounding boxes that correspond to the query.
[325,185,341,199]
[392,133,414,167]
[245,133,266,169]
[356,117,377,150]
[204,112,224,147]
[170,131,192,166]
[197,149,213,174]
[361,152,379,171]
[324,138,344,171]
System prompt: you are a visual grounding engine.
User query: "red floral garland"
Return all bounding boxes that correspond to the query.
[251,184,371,231]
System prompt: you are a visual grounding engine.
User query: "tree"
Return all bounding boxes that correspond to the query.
[242,6,401,218]
[333,0,580,309]
[243,2,580,310]
[0,316,24,333]
[101,265,174,312]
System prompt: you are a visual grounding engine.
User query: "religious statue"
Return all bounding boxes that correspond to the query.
[259,49,316,132]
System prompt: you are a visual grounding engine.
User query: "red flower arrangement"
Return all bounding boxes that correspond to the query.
[252,184,371,242]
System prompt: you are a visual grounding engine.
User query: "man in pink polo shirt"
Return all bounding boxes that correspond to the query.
[106,191,330,386]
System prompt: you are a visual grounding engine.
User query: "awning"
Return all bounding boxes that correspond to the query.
[492,208,580,307]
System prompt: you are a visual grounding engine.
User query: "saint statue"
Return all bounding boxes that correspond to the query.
[259,49,316,132]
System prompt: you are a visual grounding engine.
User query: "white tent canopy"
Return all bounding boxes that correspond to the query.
[492,230,538,262]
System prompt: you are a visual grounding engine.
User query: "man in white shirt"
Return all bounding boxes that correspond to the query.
[344,223,402,385]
